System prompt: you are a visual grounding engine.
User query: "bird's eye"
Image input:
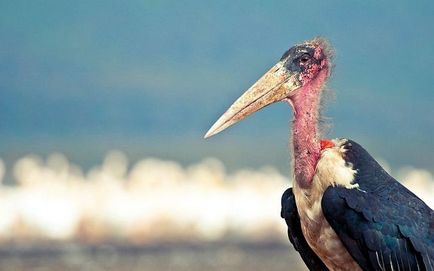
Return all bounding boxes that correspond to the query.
[299,54,310,64]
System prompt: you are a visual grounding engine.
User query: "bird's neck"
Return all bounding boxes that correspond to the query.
[290,69,328,188]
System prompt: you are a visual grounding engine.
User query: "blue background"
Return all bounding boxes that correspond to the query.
[1,0,433,172]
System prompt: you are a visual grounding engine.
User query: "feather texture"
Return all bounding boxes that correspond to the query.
[322,140,434,271]
[281,188,329,271]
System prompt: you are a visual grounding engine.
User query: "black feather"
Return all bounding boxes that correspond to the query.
[281,188,329,271]
[322,140,434,271]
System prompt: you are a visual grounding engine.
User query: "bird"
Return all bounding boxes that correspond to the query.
[204,38,434,271]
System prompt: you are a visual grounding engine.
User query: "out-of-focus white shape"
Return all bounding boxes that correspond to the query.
[128,158,186,189]
[13,155,43,186]
[103,150,129,179]
[46,152,69,175]
[0,153,432,244]
[0,191,18,238]
[16,187,81,239]
[399,167,434,208]
[10,154,85,240]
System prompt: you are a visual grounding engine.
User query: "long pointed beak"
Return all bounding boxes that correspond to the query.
[204,62,301,138]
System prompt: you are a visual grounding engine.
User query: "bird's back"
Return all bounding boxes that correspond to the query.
[323,139,434,270]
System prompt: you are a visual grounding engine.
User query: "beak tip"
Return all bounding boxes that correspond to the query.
[204,117,226,139]
[204,128,216,139]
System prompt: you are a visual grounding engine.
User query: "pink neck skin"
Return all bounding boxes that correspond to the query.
[287,68,328,188]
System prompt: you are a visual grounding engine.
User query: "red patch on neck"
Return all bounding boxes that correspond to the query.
[320,139,335,150]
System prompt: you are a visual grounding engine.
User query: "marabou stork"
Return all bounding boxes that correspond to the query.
[205,38,434,271]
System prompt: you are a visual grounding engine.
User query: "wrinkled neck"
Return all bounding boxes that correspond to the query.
[290,70,328,188]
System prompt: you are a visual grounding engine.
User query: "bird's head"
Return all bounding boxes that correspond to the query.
[204,38,331,138]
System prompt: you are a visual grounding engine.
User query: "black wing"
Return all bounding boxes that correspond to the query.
[281,188,329,271]
[322,140,434,271]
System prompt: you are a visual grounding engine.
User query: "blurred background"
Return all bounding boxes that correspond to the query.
[0,0,433,270]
